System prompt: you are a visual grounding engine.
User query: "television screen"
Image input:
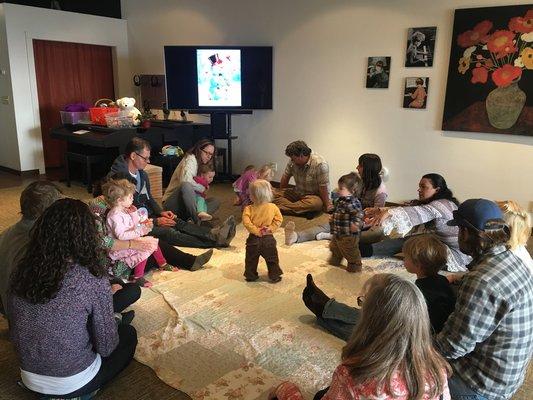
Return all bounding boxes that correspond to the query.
[164,46,272,110]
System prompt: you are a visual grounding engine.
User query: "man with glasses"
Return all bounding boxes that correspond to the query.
[109,137,234,248]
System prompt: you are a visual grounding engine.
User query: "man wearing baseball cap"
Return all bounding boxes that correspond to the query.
[436,199,533,400]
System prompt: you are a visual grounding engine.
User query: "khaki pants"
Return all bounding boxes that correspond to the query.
[273,188,323,215]
[330,235,362,266]
[244,234,283,281]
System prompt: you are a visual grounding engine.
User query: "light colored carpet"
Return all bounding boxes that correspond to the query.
[131,225,408,399]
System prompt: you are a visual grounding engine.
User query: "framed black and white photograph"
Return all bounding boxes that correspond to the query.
[405,27,437,67]
[403,77,429,109]
[366,56,391,88]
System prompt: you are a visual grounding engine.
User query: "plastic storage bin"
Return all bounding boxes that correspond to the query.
[105,112,134,129]
[89,107,119,125]
[60,111,91,125]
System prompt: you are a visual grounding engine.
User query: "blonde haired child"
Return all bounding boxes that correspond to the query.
[103,179,177,288]
[242,179,283,283]
[233,164,275,208]
[498,200,532,271]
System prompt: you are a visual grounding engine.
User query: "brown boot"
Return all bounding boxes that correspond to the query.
[346,263,362,273]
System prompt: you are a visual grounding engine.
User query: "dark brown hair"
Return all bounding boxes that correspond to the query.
[460,219,511,260]
[285,140,311,157]
[10,199,107,304]
[187,138,216,166]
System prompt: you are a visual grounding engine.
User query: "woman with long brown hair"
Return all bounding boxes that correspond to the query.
[163,138,221,222]
[271,274,451,400]
[8,199,137,398]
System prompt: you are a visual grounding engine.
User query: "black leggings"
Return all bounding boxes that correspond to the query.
[59,324,138,398]
[112,283,141,313]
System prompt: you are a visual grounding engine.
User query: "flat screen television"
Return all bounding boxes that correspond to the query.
[164,46,273,111]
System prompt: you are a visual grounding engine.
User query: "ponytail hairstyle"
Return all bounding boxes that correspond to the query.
[358,153,382,191]
[420,173,459,206]
[497,200,531,250]
[341,274,451,399]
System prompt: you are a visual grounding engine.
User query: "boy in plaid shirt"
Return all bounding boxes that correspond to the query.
[329,173,364,272]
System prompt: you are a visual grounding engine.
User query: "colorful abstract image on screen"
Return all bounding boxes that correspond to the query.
[197,49,242,107]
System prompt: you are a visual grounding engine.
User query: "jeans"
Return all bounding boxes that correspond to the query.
[163,182,220,223]
[316,299,360,341]
[447,374,488,400]
[369,237,406,256]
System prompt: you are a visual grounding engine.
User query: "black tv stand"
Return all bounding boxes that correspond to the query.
[195,110,252,180]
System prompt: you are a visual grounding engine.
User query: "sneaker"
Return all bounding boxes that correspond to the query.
[191,249,214,271]
[159,263,180,272]
[284,221,297,246]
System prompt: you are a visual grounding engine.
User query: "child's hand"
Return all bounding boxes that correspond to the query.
[260,227,272,236]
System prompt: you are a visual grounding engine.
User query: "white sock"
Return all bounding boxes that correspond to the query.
[316,232,332,241]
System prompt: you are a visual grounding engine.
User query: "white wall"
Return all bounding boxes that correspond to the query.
[1,3,131,173]
[125,0,533,207]
[0,5,20,171]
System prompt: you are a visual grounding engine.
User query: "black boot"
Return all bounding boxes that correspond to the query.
[302,274,330,317]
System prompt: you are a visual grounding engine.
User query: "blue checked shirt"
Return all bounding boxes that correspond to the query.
[436,245,533,400]
[330,196,364,237]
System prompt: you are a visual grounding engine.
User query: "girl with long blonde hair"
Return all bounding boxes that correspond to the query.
[497,200,532,271]
[272,274,451,400]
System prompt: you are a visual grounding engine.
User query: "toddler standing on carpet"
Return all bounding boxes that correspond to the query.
[329,173,364,273]
[193,164,216,221]
[103,179,177,288]
[242,179,283,283]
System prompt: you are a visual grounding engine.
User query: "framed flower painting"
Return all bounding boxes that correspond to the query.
[442,5,533,136]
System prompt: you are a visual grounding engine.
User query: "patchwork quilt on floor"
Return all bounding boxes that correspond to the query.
[132,224,410,400]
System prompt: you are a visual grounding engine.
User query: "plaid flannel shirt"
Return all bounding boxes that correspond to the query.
[436,246,533,400]
[330,196,364,237]
[283,153,330,196]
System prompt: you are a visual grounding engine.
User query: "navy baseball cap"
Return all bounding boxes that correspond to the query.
[447,199,503,231]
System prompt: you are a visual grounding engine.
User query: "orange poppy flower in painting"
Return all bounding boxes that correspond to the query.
[457,20,494,47]
[508,9,533,33]
[521,47,533,69]
[491,64,522,87]
[487,30,518,58]
[471,67,489,84]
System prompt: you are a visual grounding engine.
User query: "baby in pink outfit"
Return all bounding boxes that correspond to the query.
[103,178,178,288]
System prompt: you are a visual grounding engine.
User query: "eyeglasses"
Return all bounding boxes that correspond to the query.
[356,295,365,307]
[201,148,215,158]
[135,152,150,162]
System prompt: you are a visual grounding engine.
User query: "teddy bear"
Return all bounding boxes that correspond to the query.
[116,97,141,126]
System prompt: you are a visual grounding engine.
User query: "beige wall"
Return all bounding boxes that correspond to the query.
[1,3,131,173]
[126,0,529,208]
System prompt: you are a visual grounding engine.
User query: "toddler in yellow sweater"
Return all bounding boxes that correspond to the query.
[242,179,283,283]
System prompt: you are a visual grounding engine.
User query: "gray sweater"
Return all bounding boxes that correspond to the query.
[8,264,118,377]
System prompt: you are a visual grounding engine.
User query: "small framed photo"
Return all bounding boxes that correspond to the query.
[405,27,437,67]
[366,56,391,88]
[403,77,429,109]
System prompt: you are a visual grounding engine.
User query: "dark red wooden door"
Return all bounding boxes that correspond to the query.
[33,40,115,168]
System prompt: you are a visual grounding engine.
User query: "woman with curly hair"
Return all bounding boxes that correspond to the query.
[7,199,137,398]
